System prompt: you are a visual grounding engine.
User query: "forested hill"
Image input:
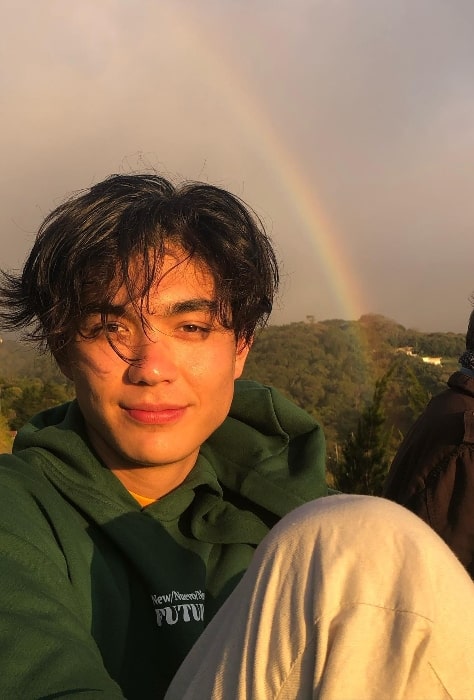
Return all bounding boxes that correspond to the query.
[241,314,464,488]
[0,314,466,490]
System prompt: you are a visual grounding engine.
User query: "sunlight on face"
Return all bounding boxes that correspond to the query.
[61,251,250,483]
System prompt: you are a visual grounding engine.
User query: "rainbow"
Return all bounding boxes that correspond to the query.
[173,4,368,324]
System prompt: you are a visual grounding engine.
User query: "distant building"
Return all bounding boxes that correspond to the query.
[421,356,442,366]
[396,346,442,366]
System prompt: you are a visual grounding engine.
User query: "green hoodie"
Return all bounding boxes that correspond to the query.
[0,380,328,699]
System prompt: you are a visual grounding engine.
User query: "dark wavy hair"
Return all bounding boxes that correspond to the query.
[0,174,279,360]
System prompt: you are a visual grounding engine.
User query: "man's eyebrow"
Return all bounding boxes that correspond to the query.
[83,303,127,317]
[85,299,218,318]
[162,299,218,316]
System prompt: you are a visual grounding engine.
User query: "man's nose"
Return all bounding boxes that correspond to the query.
[126,335,179,385]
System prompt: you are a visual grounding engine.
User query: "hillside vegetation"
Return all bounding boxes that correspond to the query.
[241,314,464,490]
[0,314,465,492]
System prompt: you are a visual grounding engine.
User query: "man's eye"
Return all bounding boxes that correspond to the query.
[105,322,124,334]
[179,324,211,336]
[80,315,133,342]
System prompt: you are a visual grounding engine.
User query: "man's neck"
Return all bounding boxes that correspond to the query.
[110,461,196,500]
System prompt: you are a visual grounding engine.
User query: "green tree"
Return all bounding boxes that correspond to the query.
[334,371,392,495]
[8,380,74,430]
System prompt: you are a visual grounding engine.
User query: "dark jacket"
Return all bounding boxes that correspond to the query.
[0,380,329,699]
[384,370,474,578]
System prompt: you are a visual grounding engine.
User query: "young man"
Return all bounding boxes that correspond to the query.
[0,174,473,700]
[0,174,329,698]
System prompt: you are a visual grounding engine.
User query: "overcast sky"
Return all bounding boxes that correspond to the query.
[2,0,474,332]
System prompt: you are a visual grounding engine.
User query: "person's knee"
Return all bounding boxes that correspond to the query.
[264,493,423,550]
[251,493,467,611]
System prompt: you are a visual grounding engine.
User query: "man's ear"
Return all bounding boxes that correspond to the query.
[234,338,252,379]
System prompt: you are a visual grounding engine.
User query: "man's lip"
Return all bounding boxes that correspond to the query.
[123,404,188,425]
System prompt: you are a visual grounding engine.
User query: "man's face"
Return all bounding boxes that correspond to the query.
[61,251,249,481]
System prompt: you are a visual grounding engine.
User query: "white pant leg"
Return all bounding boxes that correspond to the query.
[165,494,474,700]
